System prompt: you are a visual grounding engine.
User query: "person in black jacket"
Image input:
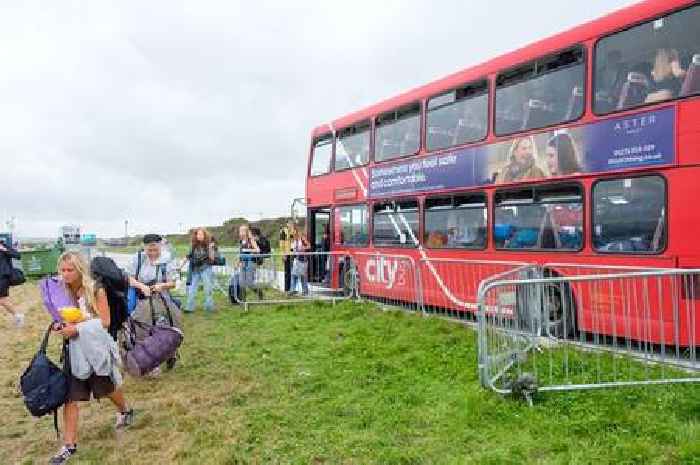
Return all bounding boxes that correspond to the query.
[0,238,24,327]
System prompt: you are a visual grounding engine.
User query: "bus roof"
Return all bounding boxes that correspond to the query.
[310,0,692,138]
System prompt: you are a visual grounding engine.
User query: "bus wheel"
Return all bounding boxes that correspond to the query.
[543,283,576,339]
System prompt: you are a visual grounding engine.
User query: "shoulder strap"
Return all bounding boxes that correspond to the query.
[160,264,167,283]
[39,325,53,354]
[135,250,143,281]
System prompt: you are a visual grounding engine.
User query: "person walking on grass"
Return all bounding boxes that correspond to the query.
[186,228,216,313]
[49,251,133,465]
[0,238,24,327]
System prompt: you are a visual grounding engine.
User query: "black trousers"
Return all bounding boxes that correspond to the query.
[284,256,292,291]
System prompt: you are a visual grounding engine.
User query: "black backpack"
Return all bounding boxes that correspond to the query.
[91,256,130,341]
[19,325,69,435]
[255,235,271,265]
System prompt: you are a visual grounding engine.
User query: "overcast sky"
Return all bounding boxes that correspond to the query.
[2,0,635,238]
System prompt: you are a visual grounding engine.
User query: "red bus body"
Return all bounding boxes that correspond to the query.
[305,0,700,345]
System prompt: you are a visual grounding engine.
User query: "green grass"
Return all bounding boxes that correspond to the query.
[1,285,699,464]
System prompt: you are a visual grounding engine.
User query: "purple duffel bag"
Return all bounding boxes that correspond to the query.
[123,319,183,377]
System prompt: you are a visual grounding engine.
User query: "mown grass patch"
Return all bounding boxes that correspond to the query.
[0,284,698,464]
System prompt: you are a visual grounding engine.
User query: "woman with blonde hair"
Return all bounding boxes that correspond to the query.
[646,48,687,103]
[186,227,216,313]
[497,136,545,183]
[49,251,133,465]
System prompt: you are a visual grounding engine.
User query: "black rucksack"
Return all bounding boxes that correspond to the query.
[19,325,69,435]
[90,256,130,341]
[255,235,271,265]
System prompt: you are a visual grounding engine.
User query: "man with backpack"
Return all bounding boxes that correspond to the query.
[127,234,182,374]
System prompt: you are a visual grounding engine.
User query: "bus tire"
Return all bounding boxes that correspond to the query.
[542,282,577,339]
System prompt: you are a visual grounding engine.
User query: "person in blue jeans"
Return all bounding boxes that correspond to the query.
[230,224,261,303]
[186,228,215,312]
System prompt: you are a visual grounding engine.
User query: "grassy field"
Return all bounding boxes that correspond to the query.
[1,284,699,465]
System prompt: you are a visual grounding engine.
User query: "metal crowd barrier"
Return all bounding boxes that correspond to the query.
[226,252,355,311]
[477,268,700,402]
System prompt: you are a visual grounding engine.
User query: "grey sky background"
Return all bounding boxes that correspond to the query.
[2,0,635,238]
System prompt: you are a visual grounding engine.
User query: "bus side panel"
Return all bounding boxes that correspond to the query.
[678,100,700,166]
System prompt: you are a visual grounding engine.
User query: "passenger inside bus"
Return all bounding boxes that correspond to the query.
[595,5,700,113]
[645,48,687,103]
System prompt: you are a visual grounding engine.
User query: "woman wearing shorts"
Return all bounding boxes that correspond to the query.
[49,251,134,465]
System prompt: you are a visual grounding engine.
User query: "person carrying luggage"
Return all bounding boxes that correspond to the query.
[48,251,133,465]
[185,228,216,313]
[128,234,182,373]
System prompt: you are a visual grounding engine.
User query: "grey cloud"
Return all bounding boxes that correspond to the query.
[1,0,635,237]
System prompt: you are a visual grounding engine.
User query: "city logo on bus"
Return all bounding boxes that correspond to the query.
[365,256,402,289]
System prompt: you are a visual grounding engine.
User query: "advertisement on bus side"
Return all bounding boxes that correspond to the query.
[369,107,675,197]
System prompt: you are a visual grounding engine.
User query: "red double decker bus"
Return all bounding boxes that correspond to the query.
[304,0,700,344]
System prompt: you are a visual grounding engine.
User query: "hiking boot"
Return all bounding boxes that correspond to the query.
[49,445,77,464]
[115,408,134,430]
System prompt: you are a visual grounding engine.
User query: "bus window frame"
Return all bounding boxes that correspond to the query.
[591,174,668,255]
[425,79,489,153]
[423,192,488,250]
[373,102,423,164]
[334,120,372,173]
[335,203,370,248]
[493,182,585,253]
[309,132,334,178]
[494,45,587,138]
[592,3,700,117]
[371,198,420,248]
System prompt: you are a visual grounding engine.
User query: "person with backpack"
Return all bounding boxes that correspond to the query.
[0,238,24,327]
[48,251,133,465]
[128,234,182,373]
[289,227,311,296]
[229,224,261,303]
[185,228,216,313]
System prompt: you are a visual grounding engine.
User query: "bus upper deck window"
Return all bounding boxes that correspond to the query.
[594,5,700,114]
[335,121,370,171]
[495,47,585,136]
[375,103,421,162]
[310,134,333,176]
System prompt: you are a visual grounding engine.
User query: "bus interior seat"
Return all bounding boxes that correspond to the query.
[680,54,700,97]
[616,71,650,110]
[565,86,584,120]
[521,99,552,130]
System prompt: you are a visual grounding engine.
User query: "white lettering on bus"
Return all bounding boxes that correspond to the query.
[365,256,399,289]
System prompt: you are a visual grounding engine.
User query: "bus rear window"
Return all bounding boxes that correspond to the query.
[425,193,487,249]
[372,200,419,247]
[335,121,370,171]
[495,185,583,251]
[427,80,488,151]
[593,176,666,253]
[375,103,421,162]
[310,134,333,176]
[495,47,585,136]
[594,5,700,114]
